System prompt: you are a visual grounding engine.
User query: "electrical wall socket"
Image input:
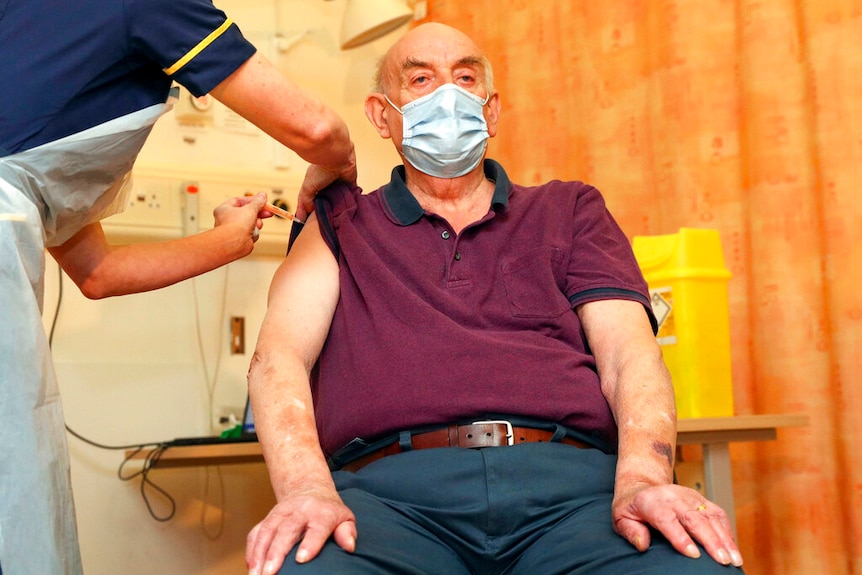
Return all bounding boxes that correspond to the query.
[213,405,244,433]
[107,176,183,228]
[102,176,184,243]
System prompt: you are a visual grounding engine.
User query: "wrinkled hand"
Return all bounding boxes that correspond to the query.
[212,192,269,244]
[246,490,357,575]
[613,483,743,568]
[295,159,358,221]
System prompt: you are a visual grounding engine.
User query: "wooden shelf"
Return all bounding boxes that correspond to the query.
[130,441,264,468]
[677,413,808,444]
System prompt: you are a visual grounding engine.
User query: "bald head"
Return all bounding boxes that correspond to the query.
[372,23,494,96]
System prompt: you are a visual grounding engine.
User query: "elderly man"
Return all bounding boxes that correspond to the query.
[246,22,744,575]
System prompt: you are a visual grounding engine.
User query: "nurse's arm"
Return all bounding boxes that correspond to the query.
[209,52,356,217]
[47,193,267,299]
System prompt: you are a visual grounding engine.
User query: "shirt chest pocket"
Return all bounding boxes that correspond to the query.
[501,246,571,318]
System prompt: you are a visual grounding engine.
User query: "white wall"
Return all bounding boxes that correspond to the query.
[48,1,406,573]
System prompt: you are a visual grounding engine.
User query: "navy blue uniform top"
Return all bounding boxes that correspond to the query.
[0,0,257,156]
[312,160,658,456]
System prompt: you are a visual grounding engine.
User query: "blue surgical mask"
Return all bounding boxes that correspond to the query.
[385,84,490,178]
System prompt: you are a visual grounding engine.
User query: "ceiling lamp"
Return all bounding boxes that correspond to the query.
[339,0,414,49]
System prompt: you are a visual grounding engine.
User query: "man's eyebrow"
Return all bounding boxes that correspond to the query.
[454,56,484,69]
[400,57,430,74]
[399,55,484,74]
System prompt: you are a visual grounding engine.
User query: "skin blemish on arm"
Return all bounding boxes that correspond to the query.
[288,397,307,411]
[652,441,674,467]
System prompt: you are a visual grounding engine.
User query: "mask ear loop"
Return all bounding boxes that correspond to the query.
[383,94,404,115]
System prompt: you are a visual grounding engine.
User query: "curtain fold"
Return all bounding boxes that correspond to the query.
[425,1,861,572]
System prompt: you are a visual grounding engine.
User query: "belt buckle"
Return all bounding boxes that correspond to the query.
[472,419,514,446]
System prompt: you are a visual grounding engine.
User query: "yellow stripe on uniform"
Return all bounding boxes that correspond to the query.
[163,18,234,76]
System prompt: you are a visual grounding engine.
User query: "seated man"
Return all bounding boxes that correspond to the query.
[246,22,744,575]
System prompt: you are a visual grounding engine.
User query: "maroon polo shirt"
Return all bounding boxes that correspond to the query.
[312,160,656,456]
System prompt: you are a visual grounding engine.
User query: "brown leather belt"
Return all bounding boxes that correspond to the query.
[339,421,592,472]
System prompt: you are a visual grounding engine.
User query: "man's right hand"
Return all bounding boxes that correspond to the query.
[246,490,357,575]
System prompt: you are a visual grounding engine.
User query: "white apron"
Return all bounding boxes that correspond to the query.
[0,101,170,575]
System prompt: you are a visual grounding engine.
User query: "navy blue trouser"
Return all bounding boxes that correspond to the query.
[278,442,744,574]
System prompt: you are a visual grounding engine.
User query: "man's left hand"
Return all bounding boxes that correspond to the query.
[612,483,744,568]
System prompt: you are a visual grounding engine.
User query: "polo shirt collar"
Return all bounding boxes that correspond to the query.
[380,159,511,226]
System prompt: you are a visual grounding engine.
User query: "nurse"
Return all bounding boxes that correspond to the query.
[0,0,356,573]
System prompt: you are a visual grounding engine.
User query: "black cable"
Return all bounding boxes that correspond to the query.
[50,263,176,521]
[117,446,176,522]
[64,425,164,451]
[47,259,63,348]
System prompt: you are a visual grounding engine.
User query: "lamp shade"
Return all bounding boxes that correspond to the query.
[340,0,413,49]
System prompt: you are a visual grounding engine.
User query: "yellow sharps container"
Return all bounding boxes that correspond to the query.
[631,228,735,418]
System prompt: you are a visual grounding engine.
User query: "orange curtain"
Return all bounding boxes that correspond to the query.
[424,1,861,573]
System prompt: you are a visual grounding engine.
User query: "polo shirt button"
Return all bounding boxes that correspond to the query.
[441,231,451,239]
[454,252,462,261]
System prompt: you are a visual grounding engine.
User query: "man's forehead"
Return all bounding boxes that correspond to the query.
[379,24,486,89]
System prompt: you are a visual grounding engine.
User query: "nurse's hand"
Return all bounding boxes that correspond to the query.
[295,156,358,221]
[212,192,269,243]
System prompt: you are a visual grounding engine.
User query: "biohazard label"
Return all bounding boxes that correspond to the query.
[649,287,677,345]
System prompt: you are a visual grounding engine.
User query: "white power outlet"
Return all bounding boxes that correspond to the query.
[102,175,184,242]
[112,176,183,227]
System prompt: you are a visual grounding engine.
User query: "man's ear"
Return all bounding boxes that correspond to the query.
[485,92,501,138]
[365,94,392,139]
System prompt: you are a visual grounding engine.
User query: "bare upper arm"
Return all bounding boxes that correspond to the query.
[576,299,664,397]
[256,214,340,371]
